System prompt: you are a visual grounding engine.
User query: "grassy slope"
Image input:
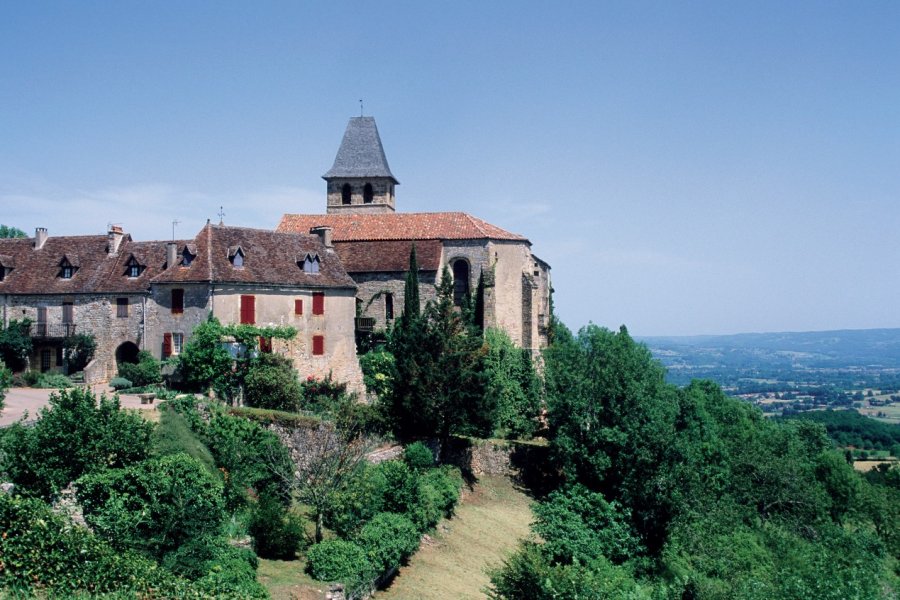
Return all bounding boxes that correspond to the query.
[376,475,533,600]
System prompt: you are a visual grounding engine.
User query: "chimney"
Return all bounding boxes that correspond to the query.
[309,226,333,249]
[107,224,124,256]
[166,242,177,269]
[34,227,48,250]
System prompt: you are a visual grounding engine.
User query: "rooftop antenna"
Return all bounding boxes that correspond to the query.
[360,98,364,116]
[172,220,180,241]
[218,206,225,226]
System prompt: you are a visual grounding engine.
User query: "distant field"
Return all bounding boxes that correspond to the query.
[376,475,533,600]
[859,403,900,424]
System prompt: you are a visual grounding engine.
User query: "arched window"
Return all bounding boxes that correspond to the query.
[363,183,374,204]
[341,183,352,205]
[452,259,470,306]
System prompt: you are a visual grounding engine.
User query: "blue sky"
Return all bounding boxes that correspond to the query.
[2,2,898,336]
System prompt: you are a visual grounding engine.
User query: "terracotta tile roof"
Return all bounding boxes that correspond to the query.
[333,240,442,273]
[276,212,528,243]
[151,223,356,289]
[0,234,169,295]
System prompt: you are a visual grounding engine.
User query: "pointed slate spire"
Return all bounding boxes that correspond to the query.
[323,117,398,183]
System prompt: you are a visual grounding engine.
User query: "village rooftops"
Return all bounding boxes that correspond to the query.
[276,211,528,243]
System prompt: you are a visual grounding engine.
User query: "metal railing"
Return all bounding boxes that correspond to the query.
[355,317,376,332]
[30,322,77,338]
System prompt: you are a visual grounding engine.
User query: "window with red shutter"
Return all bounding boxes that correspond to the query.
[312,292,324,315]
[294,299,303,315]
[259,337,272,353]
[240,295,255,324]
[163,333,172,358]
[312,335,325,356]
[171,289,184,314]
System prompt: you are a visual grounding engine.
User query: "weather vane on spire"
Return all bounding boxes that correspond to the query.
[360,98,364,116]
[218,206,225,225]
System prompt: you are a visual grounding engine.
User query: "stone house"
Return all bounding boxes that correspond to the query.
[0,223,363,390]
[276,116,552,352]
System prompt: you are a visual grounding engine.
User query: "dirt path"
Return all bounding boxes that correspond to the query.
[375,475,533,600]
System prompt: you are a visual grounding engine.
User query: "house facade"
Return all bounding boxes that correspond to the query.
[277,116,552,352]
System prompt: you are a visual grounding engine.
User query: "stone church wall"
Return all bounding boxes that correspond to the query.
[354,271,438,330]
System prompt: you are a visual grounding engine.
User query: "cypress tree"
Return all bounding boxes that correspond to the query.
[403,245,420,321]
[474,270,486,332]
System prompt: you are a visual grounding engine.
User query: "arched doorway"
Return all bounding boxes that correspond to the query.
[452,259,470,306]
[115,341,140,365]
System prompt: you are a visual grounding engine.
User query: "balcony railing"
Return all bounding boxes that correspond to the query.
[30,322,77,338]
[355,317,376,333]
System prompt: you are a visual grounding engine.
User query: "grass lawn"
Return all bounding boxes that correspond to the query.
[376,475,533,600]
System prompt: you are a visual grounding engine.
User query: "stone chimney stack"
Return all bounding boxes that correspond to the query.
[166,242,178,269]
[107,224,125,256]
[310,226,334,249]
[34,227,48,250]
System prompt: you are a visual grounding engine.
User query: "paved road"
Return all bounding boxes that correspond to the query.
[1,386,156,427]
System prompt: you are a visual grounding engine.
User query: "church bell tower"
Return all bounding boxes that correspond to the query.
[323,116,399,214]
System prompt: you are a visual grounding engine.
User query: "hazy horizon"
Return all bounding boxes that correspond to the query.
[2,2,898,336]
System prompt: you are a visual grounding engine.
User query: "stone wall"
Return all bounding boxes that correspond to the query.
[354,271,438,330]
[326,178,395,214]
[148,284,212,361]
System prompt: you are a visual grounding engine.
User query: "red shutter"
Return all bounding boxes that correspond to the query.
[163,333,172,358]
[172,289,184,314]
[294,299,303,315]
[259,337,272,353]
[240,295,255,324]
[312,292,324,315]
[312,335,325,356]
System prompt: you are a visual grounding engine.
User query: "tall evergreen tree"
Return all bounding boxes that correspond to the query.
[402,245,420,321]
[474,270,486,332]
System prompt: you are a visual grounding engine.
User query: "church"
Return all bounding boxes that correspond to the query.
[277,116,552,352]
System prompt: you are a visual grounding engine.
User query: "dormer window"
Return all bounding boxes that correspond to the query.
[228,246,245,268]
[0,254,13,282]
[181,248,195,267]
[59,257,78,279]
[125,256,144,278]
[301,253,320,274]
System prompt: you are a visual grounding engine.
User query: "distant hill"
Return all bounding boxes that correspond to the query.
[638,328,900,372]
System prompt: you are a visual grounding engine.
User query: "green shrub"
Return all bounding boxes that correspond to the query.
[118,350,163,387]
[63,333,96,372]
[376,460,420,515]
[300,372,350,414]
[244,352,302,412]
[357,512,420,574]
[76,453,226,558]
[34,372,73,389]
[403,441,435,471]
[359,350,396,399]
[420,465,463,518]
[1,387,153,498]
[22,369,40,386]
[0,319,32,372]
[249,494,305,559]
[307,539,376,592]
[0,359,10,412]
[324,463,388,538]
[151,407,217,473]
[109,376,132,390]
[161,534,268,598]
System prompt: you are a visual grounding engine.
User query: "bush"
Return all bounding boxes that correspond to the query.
[404,441,435,471]
[1,387,153,498]
[109,376,133,390]
[324,464,388,538]
[63,333,96,372]
[161,534,268,598]
[151,407,217,473]
[357,512,420,574]
[22,369,40,386]
[307,539,376,592]
[118,350,163,387]
[0,359,10,413]
[377,460,420,516]
[76,453,226,558]
[420,465,463,518]
[244,352,302,412]
[0,319,32,372]
[359,350,396,399]
[249,494,305,559]
[301,373,350,414]
[33,372,73,389]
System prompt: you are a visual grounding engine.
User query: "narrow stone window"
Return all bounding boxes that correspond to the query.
[172,332,184,355]
[171,289,184,314]
[341,183,352,205]
[452,259,470,306]
[363,183,374,204]
[385,292,394,321]
[312,335,325,356]
[117,298,129,318]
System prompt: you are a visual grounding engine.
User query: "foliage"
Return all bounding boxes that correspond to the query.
[0,318,33,372]
[76,453,226,559]
[0,493,197,597]
[357,512,420,574]
[109,376,132,390]
[359,349,396,399]
[404,441,435,471]
[117,350,163,387]
[0,224,26,238]
[483,328,543,439]
[161,535,267,598]
[1,387,153,498]
[63,333,96,372]
[780,408,900,451]
[385,266,493,447]
[31,371,73,388]
[175,315,237,398]
[249,493,306,560]
[0,359,11,413]
[307,539,376,594]
[403,244,421,320]
[151,406,217,473]
[300,372,351,414]
[323,463,388,538]
[244,352,302,411]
